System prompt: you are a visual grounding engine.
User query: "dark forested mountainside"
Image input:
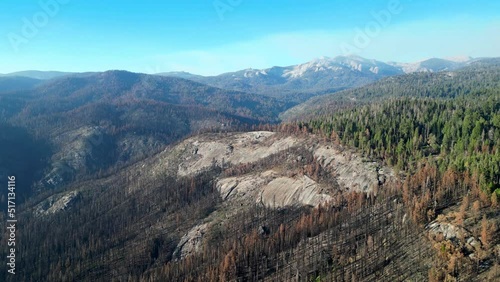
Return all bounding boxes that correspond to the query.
[6,70,291,122]
[0,76,42,93]
[0,123,51,205]
[282,58,500,121]
[0,70,290,199]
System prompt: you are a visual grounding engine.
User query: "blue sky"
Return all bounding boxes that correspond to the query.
[1,0,499,75]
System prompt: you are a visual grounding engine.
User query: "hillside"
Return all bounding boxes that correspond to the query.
[0,71,291,198]
[0,76,42,93]
[288,93,500,281]
[14,70,290,121]
[2,120,498,280]
[0,130,398,281]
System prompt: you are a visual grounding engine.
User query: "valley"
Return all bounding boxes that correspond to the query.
[0,55,498,281]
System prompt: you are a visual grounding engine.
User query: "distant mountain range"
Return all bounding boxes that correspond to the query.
[1,56,485,99]
[281,57,500,121]
[0,70,74,80]
[388,57,474,73]
[156,56,481,100]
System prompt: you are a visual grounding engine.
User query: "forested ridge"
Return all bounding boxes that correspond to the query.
[303,95,500,193]
[280,91,500,280]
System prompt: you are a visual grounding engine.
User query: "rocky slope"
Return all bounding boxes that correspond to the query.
[91,131,392,260]
[29,131,393,265]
